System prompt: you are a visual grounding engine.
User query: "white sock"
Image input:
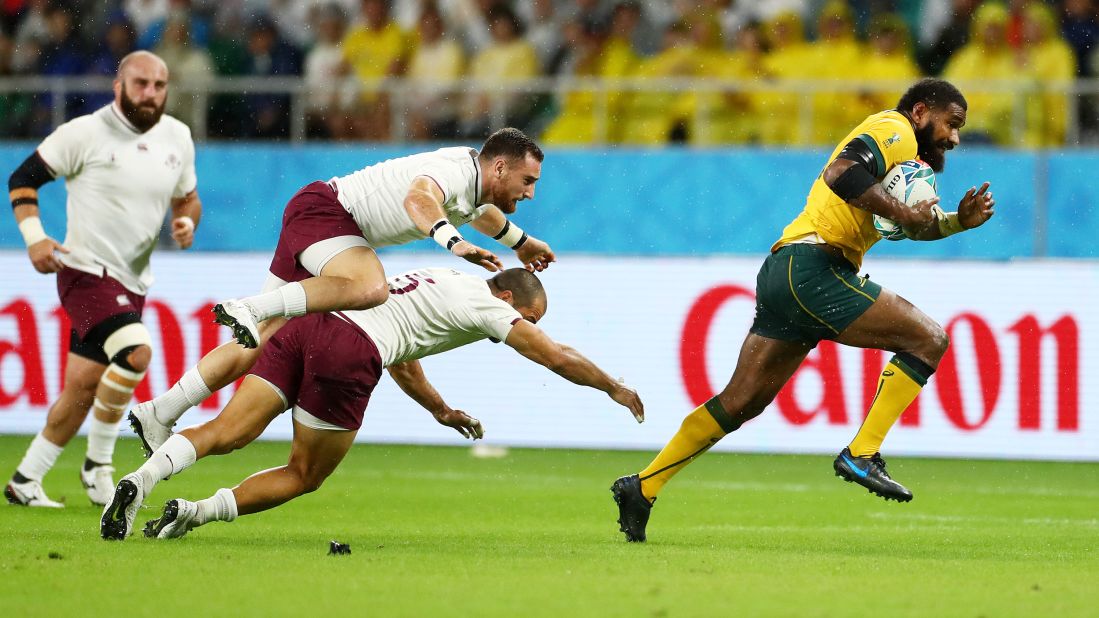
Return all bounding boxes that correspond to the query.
[85,416,121,465]
[196,487,238,525]
[243,281,308,322]
[137,434,198,492]
[14,433,63,482]
[152,367,212,425]
[279,282,308,317]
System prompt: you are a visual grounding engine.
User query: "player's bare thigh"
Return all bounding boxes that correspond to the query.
[833,287,949,366]
[299,244,389,311]
[316,244,385,282]
[286,420,357,493]
[715,333,814,424]
[179,375,287,457]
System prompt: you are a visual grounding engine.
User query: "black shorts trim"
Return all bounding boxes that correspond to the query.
[69,312,142,365]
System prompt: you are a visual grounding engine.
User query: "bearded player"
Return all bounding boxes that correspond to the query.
[127,128,556,459]
[612,78,996,542]
[5,51,202,507]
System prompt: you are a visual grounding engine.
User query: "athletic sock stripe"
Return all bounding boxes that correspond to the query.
[893,352,934,382]
[703,396,741,433]
[889,357,929,386]
[639,441,718,482]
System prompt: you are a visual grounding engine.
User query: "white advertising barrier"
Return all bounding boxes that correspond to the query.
[0,251,1095,461]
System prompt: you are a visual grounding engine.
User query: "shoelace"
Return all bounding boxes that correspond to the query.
[869,453,889,475]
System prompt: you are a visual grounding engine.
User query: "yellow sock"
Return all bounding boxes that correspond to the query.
[848,355,930,457]
[638,396,740,502]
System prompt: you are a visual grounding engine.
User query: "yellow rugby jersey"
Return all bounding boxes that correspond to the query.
[772,109,918,268]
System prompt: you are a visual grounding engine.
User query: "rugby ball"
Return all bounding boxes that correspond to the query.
[873,160,938,241]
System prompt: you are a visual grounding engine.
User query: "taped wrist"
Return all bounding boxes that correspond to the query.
[18,216,47,246]
[492,219,528,250]
[174,215,195,232]
[830,163,878,202]
[429,218,464,251]
[936,210,966,237]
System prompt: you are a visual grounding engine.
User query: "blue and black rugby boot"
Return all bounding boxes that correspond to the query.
[833,448,913,502]
[611,474,653,542]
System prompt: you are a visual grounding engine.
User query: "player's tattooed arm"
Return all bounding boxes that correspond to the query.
[504,321,644,423]
[387,360,485,439]
[824,158,939,236]
[471,206,555,272]
[405,176,502,271]
[170,189,202,249]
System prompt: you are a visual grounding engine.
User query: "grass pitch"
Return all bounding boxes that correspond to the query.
[0,436,1095,618]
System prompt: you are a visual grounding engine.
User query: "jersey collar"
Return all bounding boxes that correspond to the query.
[469,149,483,204]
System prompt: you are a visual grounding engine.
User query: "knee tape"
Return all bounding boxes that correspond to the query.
[103,322,153,369]
[93,323,152,416]
[93,362,147,415]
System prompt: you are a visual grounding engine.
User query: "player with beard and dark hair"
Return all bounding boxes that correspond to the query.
[126,128,556,463]
[610,78,996,542]
[5,51,202,508]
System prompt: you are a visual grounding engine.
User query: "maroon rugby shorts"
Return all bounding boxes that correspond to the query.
[267,180,364,283]
[56,267,146,363]
[250,312,383,430]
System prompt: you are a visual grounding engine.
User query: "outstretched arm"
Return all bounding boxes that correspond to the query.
[170,190,202,249]
[387,360,485,439]
[470,205,556,272]
[9,151,67,273]
[403,176,502,271]
[504,320,644,423]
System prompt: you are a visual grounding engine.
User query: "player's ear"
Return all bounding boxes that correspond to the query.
[498,289,514,305]
[912,101,930,125]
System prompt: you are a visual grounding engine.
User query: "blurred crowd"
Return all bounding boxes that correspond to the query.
[1,0,1097,146]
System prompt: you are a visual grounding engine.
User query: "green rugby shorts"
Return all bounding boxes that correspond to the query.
[750,244,882,345]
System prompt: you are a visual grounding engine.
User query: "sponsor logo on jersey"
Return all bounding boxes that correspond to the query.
[116,294,131,306]
[884,132,901,147]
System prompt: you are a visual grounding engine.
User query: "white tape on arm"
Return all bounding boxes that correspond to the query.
[173,215,195,233]
[492,219,527,250]
[429,218,464,252]
[937,211,966,237]
[18,216,47,247]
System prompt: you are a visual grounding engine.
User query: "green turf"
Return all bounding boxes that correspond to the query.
[0,436,1095,617]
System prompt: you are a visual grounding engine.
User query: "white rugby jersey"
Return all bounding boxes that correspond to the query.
[338,267,522,367]
[37,104,197,295]
[331,147,489,248]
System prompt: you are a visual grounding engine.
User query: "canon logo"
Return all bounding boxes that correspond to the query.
[0,298,231,411]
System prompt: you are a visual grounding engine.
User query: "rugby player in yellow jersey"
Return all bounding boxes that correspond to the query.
[611,78,996,542]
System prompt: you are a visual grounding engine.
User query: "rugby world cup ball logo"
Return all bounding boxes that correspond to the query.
[873,160,938,241]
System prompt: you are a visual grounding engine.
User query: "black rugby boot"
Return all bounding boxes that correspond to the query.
[833,447,913,502]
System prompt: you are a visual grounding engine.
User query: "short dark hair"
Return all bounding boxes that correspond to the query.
[897,78,968,113]
[491,268,546,311]
[480,128,544,163]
